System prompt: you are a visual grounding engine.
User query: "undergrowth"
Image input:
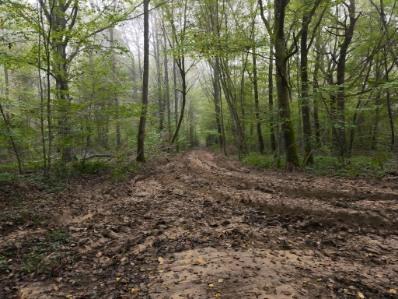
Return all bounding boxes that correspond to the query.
[0,157,140,192]
[21,229,70,275]
[242,152,393,178]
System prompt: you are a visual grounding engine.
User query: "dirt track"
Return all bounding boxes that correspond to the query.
[1,150,398,298]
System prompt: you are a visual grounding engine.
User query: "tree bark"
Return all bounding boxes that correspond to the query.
[252,46,265,154]
[136,0,150,162]
[171,67,187,144]
[48,0,77,163]
[383,50,395,150]
[110,27,121,148]
[172,57,179,150]
[219,59,247,156]
[274,0,300,169]
[162,23,172,138]
[1,65,23,174]
[312,38,322,147]
[268,45,277,154]
[213,58,226,154]
[37,9,48,175]
[333,0,357,159]
[154,24,164,132]
[300,16,313,164]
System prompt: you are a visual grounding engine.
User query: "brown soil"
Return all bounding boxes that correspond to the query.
[0,150,397,299]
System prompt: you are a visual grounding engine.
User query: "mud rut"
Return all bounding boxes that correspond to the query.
[1,150,398,299]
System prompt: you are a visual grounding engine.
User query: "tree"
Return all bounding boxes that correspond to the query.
[299,0,324,165]
[136,0,150,162]
[251,43,265,154]
[332,0,359,159]
[164,0,193,146]
[259,0,300,168]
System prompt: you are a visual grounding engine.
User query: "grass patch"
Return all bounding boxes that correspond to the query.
[0,254,9,273]
[243,152,391,178]
[307,155,388,177]
[0,209,47,228]
[47,229,69,244]
[21,229,70,275]
[0,172,17,184]
[242,153,281,169]
[72,160,111,175]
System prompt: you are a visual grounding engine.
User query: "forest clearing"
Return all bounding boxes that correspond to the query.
[1,150,398,298]
[1,0,398,297]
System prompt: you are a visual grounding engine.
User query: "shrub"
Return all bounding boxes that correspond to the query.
[242,153,279,169]
[72,160,110,175]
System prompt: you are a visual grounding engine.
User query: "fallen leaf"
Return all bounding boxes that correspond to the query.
[388,289,397,295]
[357,291,365,299]
[208,283,214,288]
[193,256,206,265]
[131,288,140,294]
[158,257,164,265]
[121,257,128,263]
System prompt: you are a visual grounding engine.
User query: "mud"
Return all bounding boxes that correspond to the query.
[0,150,397,298]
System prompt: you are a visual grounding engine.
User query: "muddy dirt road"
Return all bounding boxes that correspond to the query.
[1,150,398,298]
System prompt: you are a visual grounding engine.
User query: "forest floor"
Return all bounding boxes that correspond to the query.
[1,150,398,299]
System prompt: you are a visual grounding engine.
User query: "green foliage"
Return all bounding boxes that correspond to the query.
[242,153,281,169]
[47,229,69,244]
[307,155,390,178]
[110,149,140,182]
[22,229,69,275]
[0,255,9,273]
[22,250,44,274]
[111,160,138,182]
[1,0,398,178]
[72,160,111,175]
[0,172,17,184]
[242,151,392,178]
[0,207,46,229]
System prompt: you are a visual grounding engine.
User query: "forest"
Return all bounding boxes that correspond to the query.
[0,0,398,298]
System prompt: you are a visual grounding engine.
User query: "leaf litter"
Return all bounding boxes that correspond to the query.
[0,150,397,298]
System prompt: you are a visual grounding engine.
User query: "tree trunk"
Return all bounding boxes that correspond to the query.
[381,47,395,150]
[348,59,373,155]
[219,59,247,156]
[333,0,357,159]
[162,23,172,138]
[252,46,265,154]
[171,68,187,144]
[49,0,74,163]
[312,39,321,147]
[268,45,277,154]
[371,92,382,150]
[1,65,23,174]
[136,0,150,162]
[154,26,164,132]
[386,89,395,150]
[37,12,48,175]
[110,27,121,148]
[109,27,122,148]
[172,57,180,150]
[209,0,226,154]
[213,58,227,154]
[274,0,300,169]
[239,53,248,137]
[43,1,53,172]
[300,15,314,165]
